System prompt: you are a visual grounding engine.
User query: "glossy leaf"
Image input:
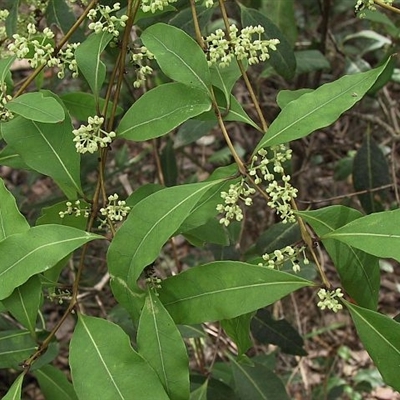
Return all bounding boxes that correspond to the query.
[344,301,400,391]
[117,82,211,141]
[5,92,65,123]
[0,330,37,369]
[61,92,123,121]
[108,180,223,286]
[141,23,211,93]
[251,309,306,356]
[2,275,42,335]
[240,4,296,81]
[160,139,178,187]
[298,206,380,310]
[0,225,101,300]
[221,313,254,356]
[2,373,24,400]
[231,359,290,400]
[353,133,390,213]
[276,88,314,109]
[34,364,78,400]
[2,115,82,199]
[137,290,190,400]
[323,208,400,262]
[0,55,16,86]
[254,58,391,151]
[0,177,30,240]
[70,314,169,399]
[158,262,313,324]
[75,32,113,97]
[174,120,216,148]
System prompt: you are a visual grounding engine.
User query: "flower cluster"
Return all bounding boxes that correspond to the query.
[0,9,9,44]
[317,288,344,313]
[131,46,155,88]
[140,0,178,13]
[0,85,14,122]
[260,245,309,273]
[355,0,393,13]
[99,194,131,228]
[204,24,280,68]
[59,200,90,218]
[216,180,256,226]
[72,116,116,154]
[249,146,298,224]
[87,3,128,37]
[8,23,56,68]
[55,43,80,79]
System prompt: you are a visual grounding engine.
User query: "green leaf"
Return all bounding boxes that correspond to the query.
[255,58,391,151]
[34,364,78,400]
[75,32,113,97]
[298,206,380,310]
[323,208,400,262]
[160,139,178,187]
[251,309,306,356]
[0,225,102,300]
[61,92,123,121]
[190,380,208,400]
[344,301,400,391]
[158,261,313,324]
[0,177,30,240]
[276,88,314,109]
[137,290,190,400]
[2,115,83,199]
[0,55,16,86]
[221,313,254,356]
[240,4,296,81]
[2,373,24,400]
[174,120,216,148]
[5,0,19,36]
[261,0,297,46]
[70,314,169,399]
[2,275,42,336]
[0,145,31,170]
[295,50,330,75]
[353,133,390,213]
[117,82,211,141]
[5,92,65,123]
[231,359,290,400]
[210,61,244,107]
[141,23,211,93]
[46,0,82,41]
[0,330,37,369]
[108,180,223,286]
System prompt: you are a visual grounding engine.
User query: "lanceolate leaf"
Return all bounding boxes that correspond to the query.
[344,301,400,391]
[141,23,211,93]
[240,4,296,81]
[34,364,78,400]
[231,358,290,400]
[75,31,113,97]
[1,373,24,400]
[117,82,211,141]
[298,206,380,310]
[2,275,42,336]
[107,180,223,286]
[0,177,30,240]
[0,225,102,300]
[137,290,190,400]
[353,133,390,213]
[158,262,313,324]
[323,208,400,262]
[5,92,65,123]
[221,313,254,356]
[0,55,16,86]
[70,314,169,400]
[254,58,391,151]
[2,116,83,199]
[0,330,37,369]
